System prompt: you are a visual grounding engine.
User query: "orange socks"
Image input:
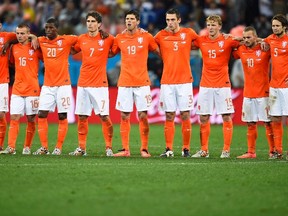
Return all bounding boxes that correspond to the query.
[38,117,48,149]
[102,117,113,149]
[8,120,19,149]
[78,118,88,150]
[55,119,68,150]
[181,119,191,150]
[200,121,210,152]
[164,120,175,150]
[24,121,36,148]
[264,123,275,153]
[139,117,149,151]
[271,121,283,154]
[223,120,233,151]
[247,124,257,154]
[120,118,130,150]
[0,117,7,149]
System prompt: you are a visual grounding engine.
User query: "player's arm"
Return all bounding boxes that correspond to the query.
[28,34,39,50]
[0,38,18,56]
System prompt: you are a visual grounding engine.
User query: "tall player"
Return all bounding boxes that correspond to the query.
[111,9,160,157]
[233,26,274,159]
[33,17,78,155]
[192,15,240,158]
[0,23,42,155]
[69,11,114,156]
[0,22,17,151]
[154,8,198,157]
[263,14,288,159]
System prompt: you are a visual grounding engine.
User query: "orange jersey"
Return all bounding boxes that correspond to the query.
[74,33,114,87]
[10,43,42,96]
[112,30,158,87]
[155,28,198,84]
[264,34,288,88]
[38,35,78,86]
[0,32,17,83]
[233,44,270,98]
[194,35,239,87]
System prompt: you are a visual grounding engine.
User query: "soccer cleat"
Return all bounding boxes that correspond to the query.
[141,149,151,158]
[33,147,50,155]
[0,146,16,155]
[268,151,283,160]
[159,148,174,157]
[106,148,114,157]
[51,148,62,155]
[181,148,191,157]
[69,147,87,156]
[191,150,209,158]
[220,150,230,158]
[22,147,31,155]
[113,149,130,157]
[237,152,256,159]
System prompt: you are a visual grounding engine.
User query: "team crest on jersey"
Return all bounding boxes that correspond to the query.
[255,50,261,57]
[218,41,224,48]
[180,33,186,40]
[57,40,62,47]
[0,37,3,44]
[29,49,34,56]
[138,37,143,44]
[98,39,104,46]
[282,41,287,48]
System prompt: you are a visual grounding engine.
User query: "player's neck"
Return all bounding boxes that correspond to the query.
[209,32,220,40]
[275,32,285,38]
[127,28,137,35]
[89,30,98,37]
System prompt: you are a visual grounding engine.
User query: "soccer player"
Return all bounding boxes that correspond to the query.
[69,11,114,156]
[233,26,274,159]
[111,9,160,157]
[0,23,42,155]
[0,22,17,151]
[33,17,78,155]
[192,15,240,158]
[263,14,288,159]
[154,8,198,157]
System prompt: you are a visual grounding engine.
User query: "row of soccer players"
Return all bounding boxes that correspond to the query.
[0,9,287,159]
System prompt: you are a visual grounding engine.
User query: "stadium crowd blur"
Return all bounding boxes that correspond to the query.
[1,0,287,87]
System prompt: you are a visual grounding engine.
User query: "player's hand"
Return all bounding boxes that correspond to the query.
[29,34,39,49]
[0,43,9,56]
[99,29,109,39]
[260,41,269,51]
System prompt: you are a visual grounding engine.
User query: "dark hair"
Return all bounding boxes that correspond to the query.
[125,9,140,21]
[46,17,59,28]
[86,11,102,23]
[166,8,181,19]
[244,26,257,36]
[17,22,31,30]
[272,14,288,28]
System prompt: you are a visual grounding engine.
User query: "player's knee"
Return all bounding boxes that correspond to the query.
[138,111,147,120]
[58,113,67,120]
[165,112,175,121]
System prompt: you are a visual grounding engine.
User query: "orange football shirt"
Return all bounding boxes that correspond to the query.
[264,34,288,88]
[112,30,158,87]
[233,44,270,98]
[0,32,17,83]
[194,34,240,87]
[155,27,198,84]
[38,35,78,86]
[11,43,42,96]
[74,33,114,87]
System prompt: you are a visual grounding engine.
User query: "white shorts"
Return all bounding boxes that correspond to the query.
[242,97,270,122]
[75,87,109,116]
[39,85,72,113]
[0,83,9,112]
[10,95,39,116]
[116,86,151,112]
[269,87,288,116]
[196,87,234,115]
[159,83,194,112]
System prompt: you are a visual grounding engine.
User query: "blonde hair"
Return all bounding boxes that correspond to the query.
[206,15,222,26]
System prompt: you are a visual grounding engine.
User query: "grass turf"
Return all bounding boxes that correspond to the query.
[0,123,287,216]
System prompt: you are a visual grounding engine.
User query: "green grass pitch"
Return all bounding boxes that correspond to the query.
[0,123,287,216]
